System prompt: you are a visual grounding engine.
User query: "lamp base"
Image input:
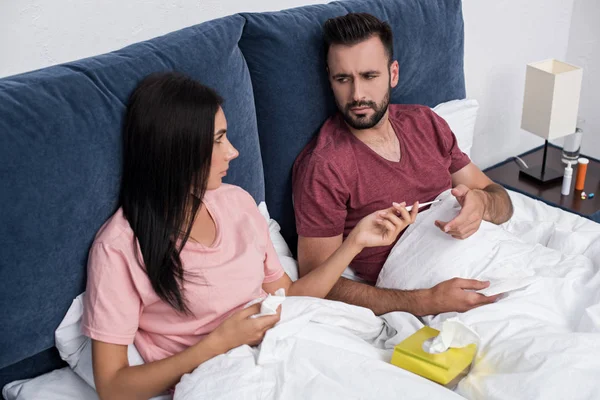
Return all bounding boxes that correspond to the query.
[519,165,563,185]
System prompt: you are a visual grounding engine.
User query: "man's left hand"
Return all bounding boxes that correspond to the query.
[434,184,486,239]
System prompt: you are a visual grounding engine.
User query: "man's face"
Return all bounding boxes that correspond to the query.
[327,35,399,130]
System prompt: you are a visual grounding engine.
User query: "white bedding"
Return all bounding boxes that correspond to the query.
[378,190,600,400]
[173,297,462,400]
[5,190,600,400]
[2,367,98,400]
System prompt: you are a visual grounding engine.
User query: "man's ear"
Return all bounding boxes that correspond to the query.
[390,60,399,88]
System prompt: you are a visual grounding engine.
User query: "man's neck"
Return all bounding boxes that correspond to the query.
[346,109,392,143]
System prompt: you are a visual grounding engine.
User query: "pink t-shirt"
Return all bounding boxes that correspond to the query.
[293,104,471,283]
[81,184,285,363]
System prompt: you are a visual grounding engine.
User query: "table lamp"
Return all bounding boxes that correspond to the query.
[520,59,583,184]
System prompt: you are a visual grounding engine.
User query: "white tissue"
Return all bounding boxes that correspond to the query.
[245,288,286,318]
[476,276,538,297]
[426,318,480,354]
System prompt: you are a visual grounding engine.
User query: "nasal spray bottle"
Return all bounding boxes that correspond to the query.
[561,161,573,196]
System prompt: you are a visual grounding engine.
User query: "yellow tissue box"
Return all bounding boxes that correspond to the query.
[390,326,477,388]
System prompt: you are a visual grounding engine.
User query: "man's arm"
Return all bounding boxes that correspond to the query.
[326,276,429,316]
[452,162,513,223]
[477,183,514,224]
[298,235,428,315]
[297,235,496,316]
[435,163,514,239]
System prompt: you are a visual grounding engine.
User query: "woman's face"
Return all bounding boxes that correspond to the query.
[207,107,239,190]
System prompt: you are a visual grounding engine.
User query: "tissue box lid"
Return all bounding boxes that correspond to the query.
[390,326,476,386]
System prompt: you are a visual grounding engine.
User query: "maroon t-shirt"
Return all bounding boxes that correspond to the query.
[292,104,471,283]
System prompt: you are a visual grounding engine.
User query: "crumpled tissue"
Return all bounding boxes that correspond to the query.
[426,317,480,354]
[244,288,286,318]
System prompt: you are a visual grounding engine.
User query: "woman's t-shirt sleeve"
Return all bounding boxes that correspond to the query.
[81,242,142,345]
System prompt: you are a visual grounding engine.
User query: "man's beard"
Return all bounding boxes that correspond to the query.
[339,88,391,130]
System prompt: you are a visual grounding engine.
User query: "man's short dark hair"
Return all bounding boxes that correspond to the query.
[323,13,393,65]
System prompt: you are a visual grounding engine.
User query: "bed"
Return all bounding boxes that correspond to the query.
[2,0,598,399]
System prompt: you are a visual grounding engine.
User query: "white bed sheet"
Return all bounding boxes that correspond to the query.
[378,190,600,400]
[173,297,463,400]
[5,190,599,400]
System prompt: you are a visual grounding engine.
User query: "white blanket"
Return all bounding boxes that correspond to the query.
[174,297,464,400]
[7,191,599,400]
[377,190,600,400]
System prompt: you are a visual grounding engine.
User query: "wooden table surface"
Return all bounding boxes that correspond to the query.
[484,144,600,220]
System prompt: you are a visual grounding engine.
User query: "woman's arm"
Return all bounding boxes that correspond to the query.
[92,335,224,400]
[92,303,279,400]
[263,236,361,298]
[263,203,418,298]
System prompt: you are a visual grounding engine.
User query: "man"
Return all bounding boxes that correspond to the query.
[292,13,513,316]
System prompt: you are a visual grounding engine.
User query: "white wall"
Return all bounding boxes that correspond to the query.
[462,0,576,168]
[565,0,600,161]
[0,0,329,79]
[1,0,595,167]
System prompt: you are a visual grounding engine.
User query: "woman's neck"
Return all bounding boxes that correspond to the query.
[188,203,217,247]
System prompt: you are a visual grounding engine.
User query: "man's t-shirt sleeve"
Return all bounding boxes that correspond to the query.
[292,154,348,237]
[427,108,471,174]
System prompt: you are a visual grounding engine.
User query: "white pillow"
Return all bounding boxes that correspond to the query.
[2,367,99,400]
[258,201,299,281]
[432,98,478,158]
[376,190,536,291]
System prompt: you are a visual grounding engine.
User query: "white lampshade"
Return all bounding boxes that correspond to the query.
[521,59,583,140]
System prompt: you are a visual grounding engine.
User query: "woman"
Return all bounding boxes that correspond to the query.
[82,72,418,400]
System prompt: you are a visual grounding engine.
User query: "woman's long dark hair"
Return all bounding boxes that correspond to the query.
[120,72,223,313]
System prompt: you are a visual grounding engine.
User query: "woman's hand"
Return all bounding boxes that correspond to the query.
[349,201,419,249]
[209,303,281,352]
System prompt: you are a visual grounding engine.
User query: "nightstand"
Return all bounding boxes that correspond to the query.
[483,144,600,223]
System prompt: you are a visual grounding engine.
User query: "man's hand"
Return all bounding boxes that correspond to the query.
[434,184,487,239]
[428,278,500,314]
